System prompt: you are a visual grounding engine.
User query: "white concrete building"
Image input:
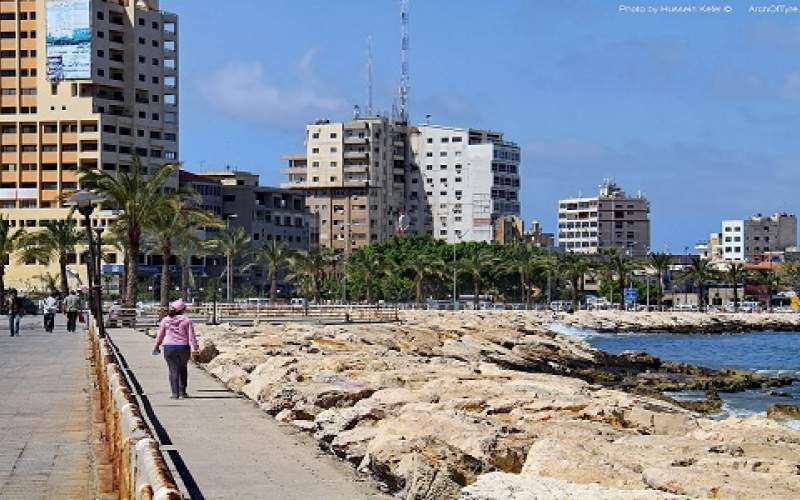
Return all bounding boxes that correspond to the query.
[721,213,797,262]
[409,125,520,243]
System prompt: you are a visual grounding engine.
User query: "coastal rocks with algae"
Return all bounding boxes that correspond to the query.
[194,311,800,499]
[556,310,800,333]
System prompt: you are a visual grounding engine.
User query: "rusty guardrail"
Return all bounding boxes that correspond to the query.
[88,315,182,499]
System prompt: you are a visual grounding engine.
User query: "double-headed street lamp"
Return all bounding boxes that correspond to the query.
[65,190,106,337]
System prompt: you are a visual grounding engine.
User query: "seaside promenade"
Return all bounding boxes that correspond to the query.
[0,317,92,499]
[107,327,385,500]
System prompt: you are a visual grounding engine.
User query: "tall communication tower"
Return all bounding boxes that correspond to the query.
[399,0,410,123]
[367,35,374,116]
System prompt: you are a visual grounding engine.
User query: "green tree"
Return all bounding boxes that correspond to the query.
[20,219,82,296]
[724,262,748,311]
[205,226,252,301]
[80,158,179,306]
[681,256,717,311]
[405,253,445,304]
[457,248,499,310]
[287,248,328,302]
[558,253,591,309]
[255,239,291,302]
[0,218,26,311]
[146,196,220,309]
[647,252,672,308]
[602,248,638,309]
[346,247,384,303]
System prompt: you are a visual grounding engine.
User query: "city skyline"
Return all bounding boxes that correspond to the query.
[164,0,800,252]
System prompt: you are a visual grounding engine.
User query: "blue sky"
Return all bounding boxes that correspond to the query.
[162,0,800,251]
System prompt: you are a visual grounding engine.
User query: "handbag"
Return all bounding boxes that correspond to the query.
[78,311,85,323]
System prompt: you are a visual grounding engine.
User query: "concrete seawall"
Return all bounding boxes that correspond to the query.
[87,318,182,500]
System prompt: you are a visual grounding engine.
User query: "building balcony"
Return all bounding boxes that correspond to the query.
[280,166,307,175]
[343,151,368,160]
[344,136,368,145]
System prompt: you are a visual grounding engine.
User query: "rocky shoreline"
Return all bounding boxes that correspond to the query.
[192,311,800,499]
[556,310,800,333]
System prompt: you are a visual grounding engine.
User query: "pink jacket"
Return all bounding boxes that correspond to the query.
[154,314,199,351]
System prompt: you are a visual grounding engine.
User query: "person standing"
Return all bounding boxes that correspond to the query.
[152,300,199,399]
[7,291,24,337]
[42,292,59,333]
[63,290,81,333]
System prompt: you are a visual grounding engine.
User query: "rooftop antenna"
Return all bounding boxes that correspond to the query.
[399,0,410,123]
[367,35,374,116]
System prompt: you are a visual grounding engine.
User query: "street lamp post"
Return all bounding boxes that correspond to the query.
[65,191,105,337]
[225,214,238,302]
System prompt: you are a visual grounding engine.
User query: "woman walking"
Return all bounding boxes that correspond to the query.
[152,300,199,399]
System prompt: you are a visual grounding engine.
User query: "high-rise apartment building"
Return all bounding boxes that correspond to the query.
[282,116,408,251]
[0,0,178,288]
[557,180,650,256]
[409,125,520,243]
[720,213,797,262]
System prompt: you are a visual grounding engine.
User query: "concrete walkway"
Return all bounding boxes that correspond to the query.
[107,327,386,500]
[0,316,92,499]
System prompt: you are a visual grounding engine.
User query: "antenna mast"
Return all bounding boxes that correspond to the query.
[367,35,374,116]
[399,0,410,123]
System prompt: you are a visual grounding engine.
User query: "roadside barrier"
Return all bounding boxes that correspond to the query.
[87,315,182,500]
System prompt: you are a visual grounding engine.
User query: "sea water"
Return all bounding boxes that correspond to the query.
[548,323,800,425]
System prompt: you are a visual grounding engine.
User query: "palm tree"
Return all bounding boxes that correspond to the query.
[287,248,328,302]
[173,232,203,301]
[758,269,782,312]
[20,219,82,296]
[346,248,384,303]
[602,248,638,309]
[457,248,498,310]
[724,262,747,312]
[681,256,717,311]
[102,224,130,303]
[255,239,291,302]
[80,158,179,307]
[0,217,25,311]
[205,226,252,302]
[648,252,672,308]
[558,253,591,309]
[405,253,445,304]
[146,196,221,310]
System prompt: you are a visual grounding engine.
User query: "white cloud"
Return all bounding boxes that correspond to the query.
[199,55,347,129]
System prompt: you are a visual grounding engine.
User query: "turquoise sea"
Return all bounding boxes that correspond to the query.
[550,323,800,427]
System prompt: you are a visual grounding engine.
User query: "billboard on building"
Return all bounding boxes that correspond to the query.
[46,0,92,80]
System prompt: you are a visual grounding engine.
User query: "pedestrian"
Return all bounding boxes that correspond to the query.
[152,300,199,399]
[63,290,81,333]
[7,290,24,337]
[42,292,59,333]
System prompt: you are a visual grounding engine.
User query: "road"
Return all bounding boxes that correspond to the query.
[0,316,92,499]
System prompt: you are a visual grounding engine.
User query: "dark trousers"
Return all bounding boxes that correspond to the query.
[66,312,78,332]
[43,313,55,332]
[8,314,20,336]
[163,345,191,396]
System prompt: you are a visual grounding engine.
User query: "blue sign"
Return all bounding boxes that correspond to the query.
[624,287,639,303]
[102,264,125,274]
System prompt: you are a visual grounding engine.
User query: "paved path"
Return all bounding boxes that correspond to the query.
[108,328,386,500]
[0,316,92,499]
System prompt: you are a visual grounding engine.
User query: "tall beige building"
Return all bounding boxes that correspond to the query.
[557,180,650,257]
[0,0,178,289]
[282,116,408,251]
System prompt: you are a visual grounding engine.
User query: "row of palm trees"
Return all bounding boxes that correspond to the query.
[0,157,794,310]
